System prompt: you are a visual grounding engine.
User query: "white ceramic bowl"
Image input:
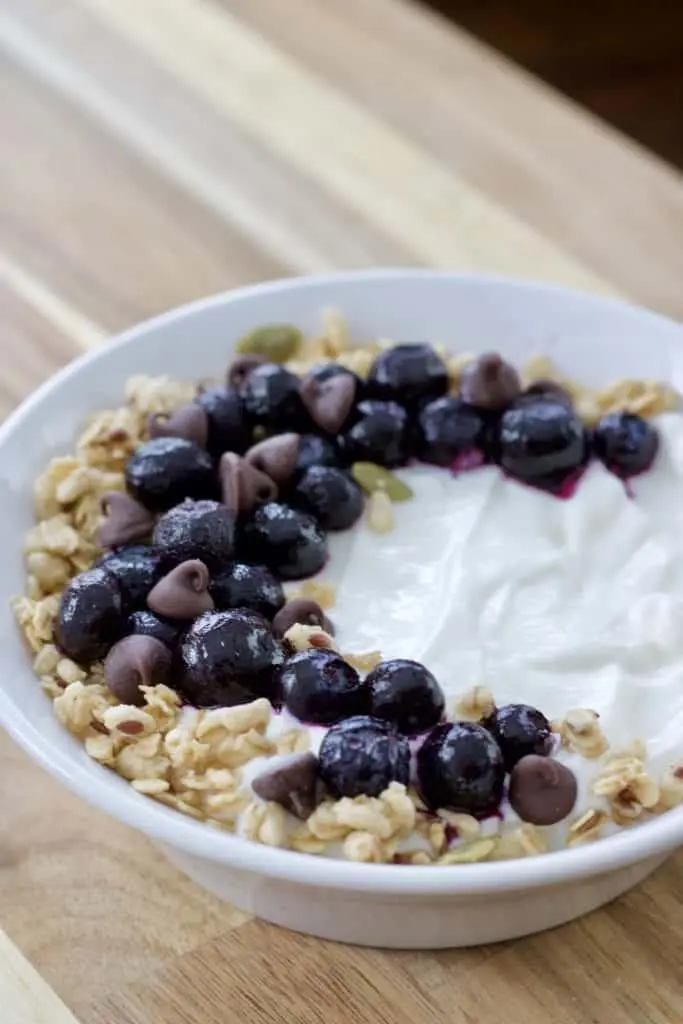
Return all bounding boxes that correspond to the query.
[2,270,683,949]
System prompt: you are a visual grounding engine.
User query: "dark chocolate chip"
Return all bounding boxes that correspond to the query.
[104,634,173,705]
[245,433,300,486]
[508,754,578,826]
[300,372,356,433]
[227,353,268,389]
[271,598,334,638]
[97,491,155,549]
[460,353,521,411]
[147,559,214,619]
[251,752,324,819]
[147,404,209,448]
[219,452,278,515]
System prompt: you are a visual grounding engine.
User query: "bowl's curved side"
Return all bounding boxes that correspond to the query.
[1,269,683,903]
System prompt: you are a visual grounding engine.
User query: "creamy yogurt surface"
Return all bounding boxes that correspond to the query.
[259,412,683,842]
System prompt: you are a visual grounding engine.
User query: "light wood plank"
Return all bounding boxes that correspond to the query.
[0,927,81,1024]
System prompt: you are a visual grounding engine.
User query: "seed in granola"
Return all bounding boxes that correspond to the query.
[56,567,125,663]
[210,562,285,621]
[459,352,521,411]
[194,385,252,458]
[226,352,268,389]
[318,716,410,798]
[240,501,327,580]
[278,649,369,725]
[483,703,553,771]
[350,462,414,502]
[366,343,448,410]
[104,635,173,704]
[366,658,445,735]
[97,491,155,549]
[300,369,357,434]
[508,754,578,826]
[272,597,334,638]
[593,412,660,479]
[239,363,307,432]
[236,323,302,364]
[125,436,217,513]
[147,403,209,449]
[147,560,214,619]
[178,608,285,707]
[251,752,323,820]
[96,545,165,613]
[417,722,504,816]
[245,433,301,486]
[414,396,489,469]
[153,498,235,569]
[295,466,365,531]
[341,400,409,468]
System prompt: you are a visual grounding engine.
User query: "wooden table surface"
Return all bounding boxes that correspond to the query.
[2,1,683,1021]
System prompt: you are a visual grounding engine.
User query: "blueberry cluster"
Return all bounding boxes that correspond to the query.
[53,340,654,831]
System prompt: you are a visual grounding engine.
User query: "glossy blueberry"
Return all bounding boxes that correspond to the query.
[278,649,369,725]
[56,567,124,663]
[240,363,308,431]
[318,715,410,798]
[484,704,553,772]
[195,385,251,457]
[293,466,364,531]
[178,609,285,707]
[125,609,183,650]
[294,433,342,479]
[209,562,285,619]
[593,412,659,479]
[96,545,165,612]
[366,343,448,409]
[498,397,587,490]
[340,399,409,468]
[125,437,217,513]
[366,659,445,735]
[417,722,505,815]
[415,396,490,468]
[153,499,234,569]
[240,501,327,580]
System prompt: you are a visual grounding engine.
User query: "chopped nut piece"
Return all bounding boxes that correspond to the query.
[566,809,609,846]
[655,760,683,812]
[436,810,481,843]
[428,820,447,855]
[439,838,498,864]
[452,686,495,723]
[554,708,608,759]
[283,622,337,653]
[343,650,382,673]
[344,830,384,863]
[394,850,433,865]
[365,490,395,533]
[592,754,659,824]
[287,580,336,610]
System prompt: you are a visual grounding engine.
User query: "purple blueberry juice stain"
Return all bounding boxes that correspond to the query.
[449,449,486,475]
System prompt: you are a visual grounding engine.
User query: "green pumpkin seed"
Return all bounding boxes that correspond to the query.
[351,462,414,502]
[236,324,302,363]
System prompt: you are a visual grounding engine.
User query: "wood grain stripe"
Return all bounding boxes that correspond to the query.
[76,0,614,291]
[0,927,81,1024]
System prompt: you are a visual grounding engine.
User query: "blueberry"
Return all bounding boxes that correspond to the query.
[593,412,659,479]
[278,649,369,725]
[367,343,448,409]
[318,715,410,798]
[307,362,363,394]
[96,545,165,612]
[415,397,490,467]
[295,434,342,479]
[178,608,285,707]
[417,722,505,815]
[366,659,444,735]
[340,399,409,468]
[195,385,251,458]
[498,397,587,490]
[240,501,327,580]
[293,466,364,531]
[125,437,217,513]
[125,609,183,650]
[210,562,285,619]
[153,499,234,569]
[56,567,125,663]
[240,363,307,431]
[484,704,553,772]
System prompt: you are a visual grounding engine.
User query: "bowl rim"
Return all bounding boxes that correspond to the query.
[2,267,683,896]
